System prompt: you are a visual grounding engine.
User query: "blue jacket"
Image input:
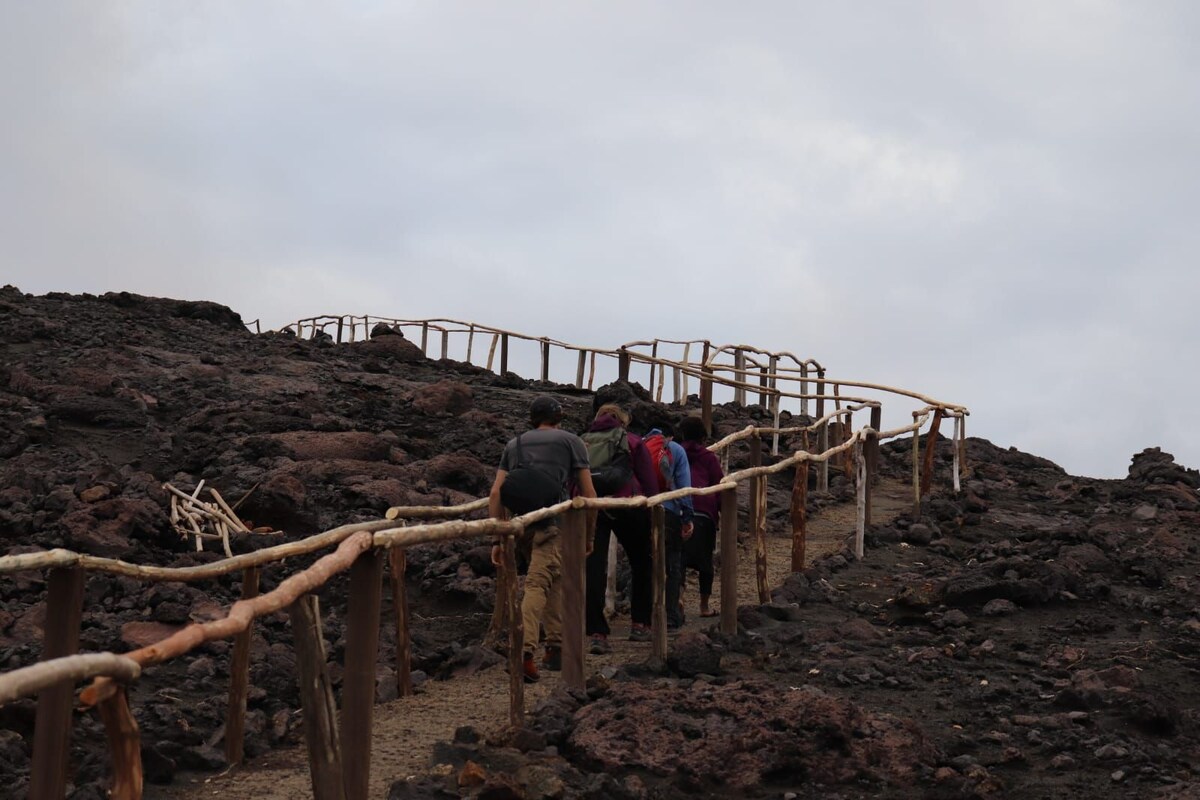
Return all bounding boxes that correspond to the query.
[646,429,694,523]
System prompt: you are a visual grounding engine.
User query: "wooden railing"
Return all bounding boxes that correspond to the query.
[2,318,969,800]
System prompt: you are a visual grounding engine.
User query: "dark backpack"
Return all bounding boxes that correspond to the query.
[581,427,633,496]
[642,432,674,493]
[499,434,563,516]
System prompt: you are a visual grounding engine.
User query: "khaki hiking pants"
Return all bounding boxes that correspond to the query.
[522,525,562,655]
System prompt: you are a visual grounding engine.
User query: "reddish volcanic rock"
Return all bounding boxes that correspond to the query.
[569,680,937,789]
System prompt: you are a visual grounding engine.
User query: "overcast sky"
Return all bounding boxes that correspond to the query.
[4,2,1199,478]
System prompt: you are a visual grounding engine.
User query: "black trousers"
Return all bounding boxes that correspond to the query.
[586,508,652,636]
[665,512,685,628]
[683,512,717,597]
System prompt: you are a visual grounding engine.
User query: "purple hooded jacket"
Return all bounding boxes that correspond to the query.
[682,439,724,520]
[586,414,658,499]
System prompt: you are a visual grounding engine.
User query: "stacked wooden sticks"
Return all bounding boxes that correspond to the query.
[164,481,268,558]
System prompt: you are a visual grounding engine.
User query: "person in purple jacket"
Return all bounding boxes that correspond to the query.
[679,415,725,617]
[583,403,659,653]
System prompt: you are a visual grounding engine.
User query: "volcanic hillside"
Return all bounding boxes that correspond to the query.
[1,286,1198,800]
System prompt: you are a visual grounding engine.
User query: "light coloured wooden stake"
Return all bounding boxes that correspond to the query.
[854,441,866,560]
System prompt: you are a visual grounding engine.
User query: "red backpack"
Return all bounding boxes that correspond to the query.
[642,432,674,493]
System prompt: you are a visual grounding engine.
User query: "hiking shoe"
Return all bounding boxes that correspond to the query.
[588,635,612,655]
[522,653,540,684]
[542,645,562,672]
[629,624,651,642]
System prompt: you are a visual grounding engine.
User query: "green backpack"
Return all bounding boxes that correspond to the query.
[581,427,633,496]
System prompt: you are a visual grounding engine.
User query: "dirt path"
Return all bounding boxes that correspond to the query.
[152,478,911,799]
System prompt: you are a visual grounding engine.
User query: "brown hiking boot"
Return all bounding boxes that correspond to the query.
[542,645,562,672]
[523,652,540,684]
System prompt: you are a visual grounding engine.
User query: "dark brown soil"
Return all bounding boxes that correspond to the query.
[1,286,1198,800]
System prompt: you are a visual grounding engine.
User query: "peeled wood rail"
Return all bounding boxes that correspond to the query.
[1,319,968,800]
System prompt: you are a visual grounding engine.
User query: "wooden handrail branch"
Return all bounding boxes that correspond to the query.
[0,653,140,706]
[79,530,378,706]
[0,518,399,581]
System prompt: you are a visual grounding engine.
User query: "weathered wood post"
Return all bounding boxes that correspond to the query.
[465,324,475,364]
[650,506,668,666]
[540,338,550,382]
[575,350,587,389]
[501,534,523,728]
[733,348,747,406]
[289,595,345,800]
[29,565,85,800]
[758,365,769,408]
[649,341,658,398]
[749,435,768,604]
[865,406,881,526]
[911,413,922,515]
[97,686,142,800]
[700,342,714,435]
[815,370,828,493]
[769,356,781,456]
[341,549,384,800]
[225,566,261,765]
[854,441,866,560]
[617,347,631,382]
[920,408,944,499]
[440,330,449,361]
[790,449,809,572]
[952,415,962,494]
[800,364,810,418]
[486,333,500,372]
[560,509,587,691]
[336,317,344,344]
[500,333,510,376]
[958,413,969,476]
[719,487,738,635]
[387,548,413,697]
[420,322,429,356]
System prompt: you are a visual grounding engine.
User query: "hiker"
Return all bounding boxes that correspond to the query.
[642,421,694,630]
[489,395,596,683]
[582,403,659,653]
[679,415,724,617]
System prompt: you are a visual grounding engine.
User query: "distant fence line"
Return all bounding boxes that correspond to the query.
[0,316,969,800]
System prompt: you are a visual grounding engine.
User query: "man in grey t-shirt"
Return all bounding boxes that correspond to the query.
[489,396,595,683]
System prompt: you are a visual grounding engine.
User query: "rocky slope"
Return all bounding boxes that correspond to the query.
[1,287,1197,799]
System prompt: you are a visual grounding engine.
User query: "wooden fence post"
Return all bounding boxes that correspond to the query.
[420,322,429,356]
[560,510,586,691]
[500,334,509,376]
[815,371,828,493]
[912,413,922,515]
[341,550,383,800]
[719,488,738,635]
[758,365,769,408]
[617,347,630,382]
[387,548,412,698]
[650,506,667,666]
[575,350,587,389]
[733,348,746,406]
[700,342,713,436]
[501,534,523,729]
[866,406,881,526]
[97,686,142,800]
[336,317,344,344]
[486,333,499,372]
[791,450,809,572]
[540,339,550,382]
[854,441,866,560]
[749,436,768,604]
[649,342,658,398]
[920,408,944,498]
[225,566,261,766]
[289,595,345,800]
[440,330,449,361]
[29,566,85,800]
[465,325,475,364]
